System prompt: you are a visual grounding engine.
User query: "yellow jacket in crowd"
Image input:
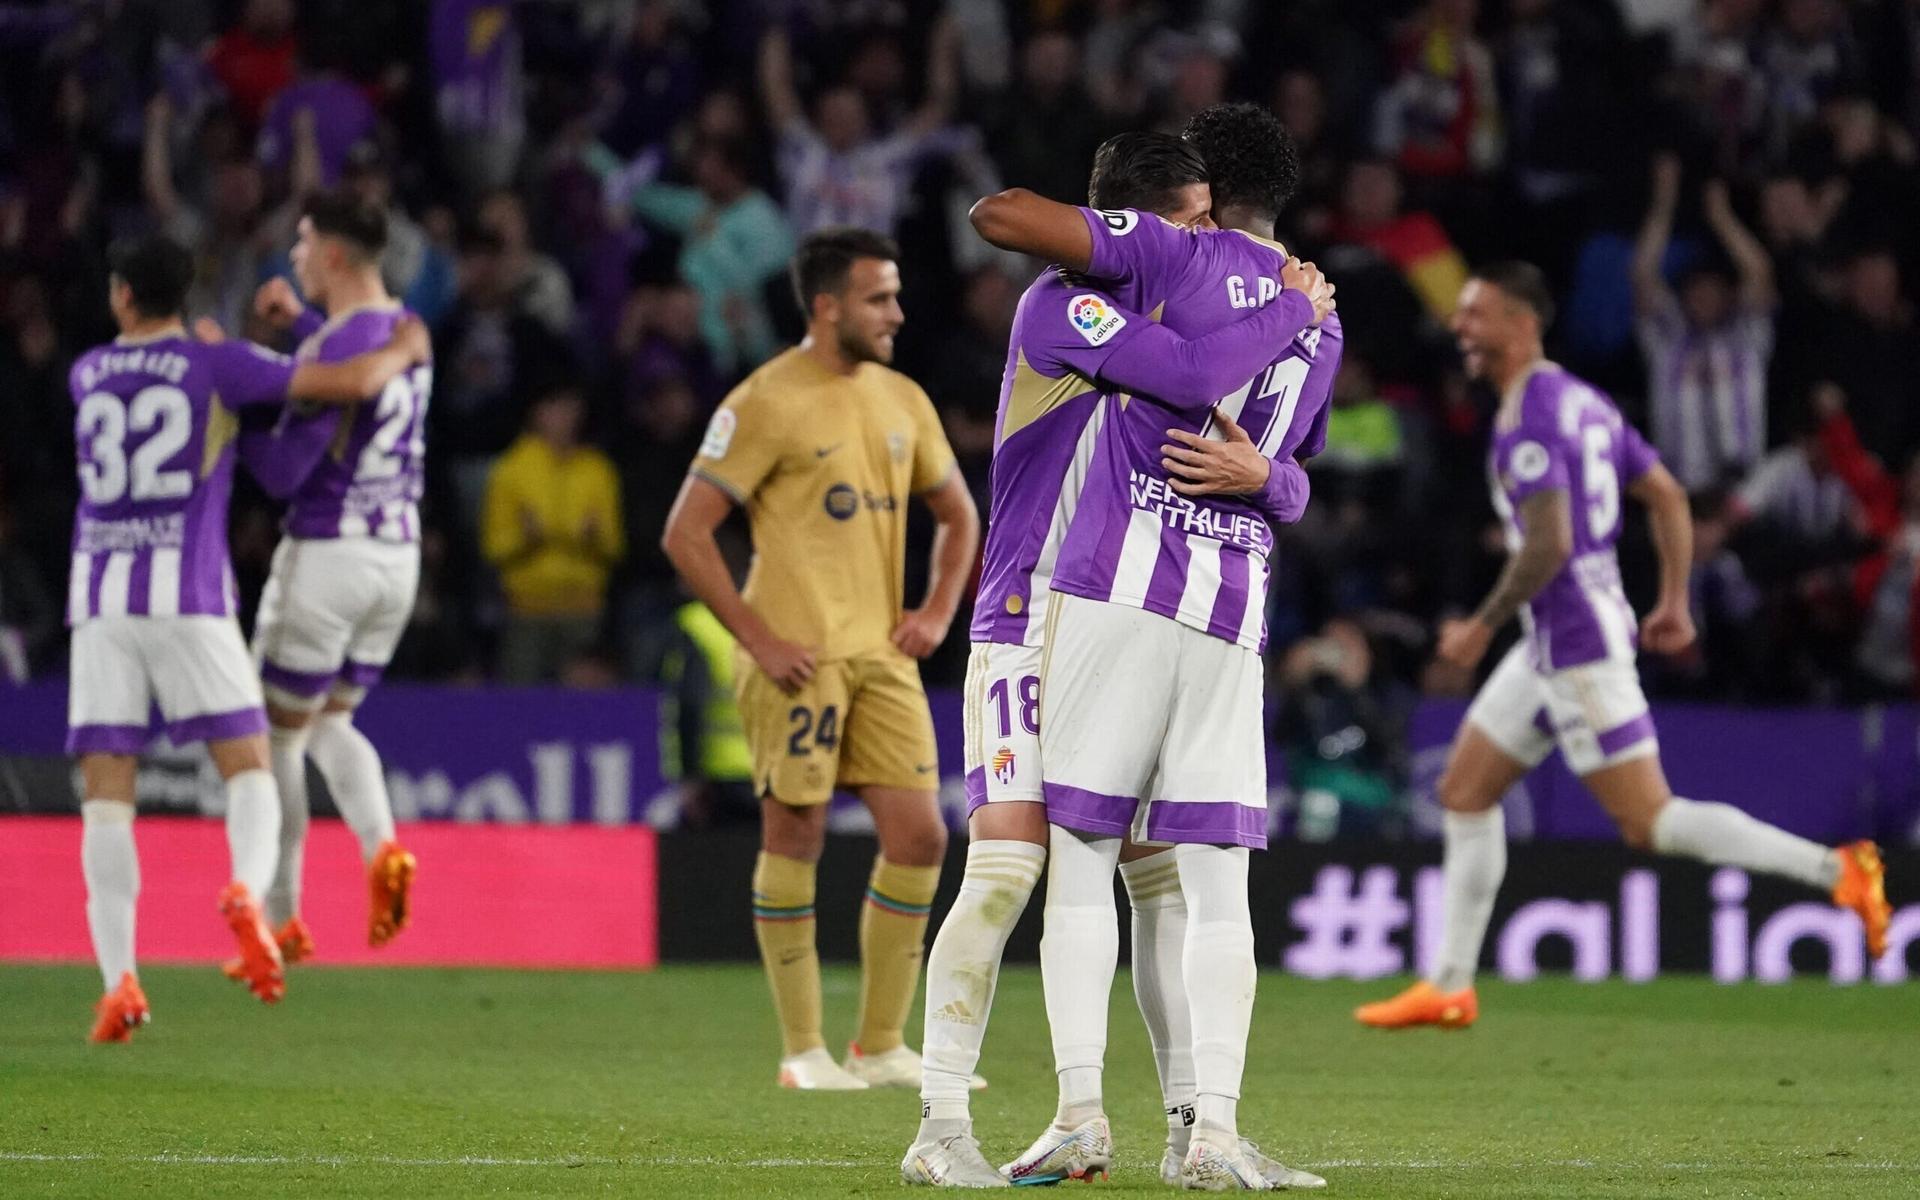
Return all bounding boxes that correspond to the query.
[481,434,626,618]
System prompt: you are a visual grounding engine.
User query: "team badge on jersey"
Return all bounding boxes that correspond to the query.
[700,408,736,459]
[992,745,1016,784]
[1068,295,1127,347]
[887,431,908,463]
[1510,440,1550,484]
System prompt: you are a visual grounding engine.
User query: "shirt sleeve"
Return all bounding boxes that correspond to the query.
[1494,395,1572,504]
[690,381,783,504]
[1078,206,1195,293]
[907,383,958,494]
[206,340,298,409]
[1619,420,1661,482]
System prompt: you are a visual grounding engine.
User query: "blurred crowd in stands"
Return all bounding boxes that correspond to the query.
[4,0,1920,797]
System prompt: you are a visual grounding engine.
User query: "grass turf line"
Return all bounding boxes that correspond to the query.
[2,964,1915,1197]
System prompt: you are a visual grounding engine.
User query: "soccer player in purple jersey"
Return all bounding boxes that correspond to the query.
[1356,263,1891,1031]
[240,192,431,967]
[908,115,1338,1190]
[71,235,429,1041]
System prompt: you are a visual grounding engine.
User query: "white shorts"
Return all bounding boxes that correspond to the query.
[67,614,267,754]
[1038,592,1267,848]
[253,537,420,711]
[1465,643,1657,776]
[963,641,1045,813]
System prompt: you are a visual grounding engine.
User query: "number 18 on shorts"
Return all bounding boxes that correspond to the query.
[963,642,1044,814]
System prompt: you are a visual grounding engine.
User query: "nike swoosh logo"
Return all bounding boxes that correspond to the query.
[814,444,841,458]
[914,763,936,774]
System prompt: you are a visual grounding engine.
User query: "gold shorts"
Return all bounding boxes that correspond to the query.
[734,649,939,806]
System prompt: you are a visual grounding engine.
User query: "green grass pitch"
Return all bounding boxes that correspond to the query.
[2,963,1915,1197]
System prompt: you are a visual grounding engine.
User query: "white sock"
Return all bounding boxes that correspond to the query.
[1040,825,1121,1126]
[918,838,1046,1126]
[1121,852,1195,1151]
[307,711,395,861]
[81,800,139,991]
[1651,796,1838,889]
[1432,808,1507,993]
[224,769,281,898]
[266,725,312,926]
[1175,843,1253,1139]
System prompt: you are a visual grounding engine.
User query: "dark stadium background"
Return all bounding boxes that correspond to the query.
[0,0,1916,978]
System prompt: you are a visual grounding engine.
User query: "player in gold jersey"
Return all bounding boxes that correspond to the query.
[662,228,980,1090]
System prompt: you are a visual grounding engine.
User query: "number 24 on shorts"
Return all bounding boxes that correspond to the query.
[787,705,839,755]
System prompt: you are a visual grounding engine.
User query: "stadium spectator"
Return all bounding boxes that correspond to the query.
[0,499,55,682]
[598,1,704,160]
[429,0,527,198]
[1329,158,1469,321]
[255,34,380,189]
[482,384,626,685]
[1632,155,1777,492]
[205,0,299,132]
[1803,247,1920,469]
[984,31,1110,206]
[621,137,794,375]
[655,599,757,829]
[475,189,575,336]
[756,19,964,239]
[1274,619,1412,841]
[1815,387,1920,699]
[1372,0,1502,183]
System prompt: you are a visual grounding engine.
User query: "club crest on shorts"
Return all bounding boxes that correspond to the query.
[992,745,1016,784]
[1068,294,1127,346]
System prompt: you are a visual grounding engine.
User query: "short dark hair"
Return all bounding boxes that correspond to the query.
[303,189,388,259]
[107,235,194,319]
[1182,102,1299,222]
[790,226,899,312]
[1471,260,1556,331]
[1086,131,1209,214]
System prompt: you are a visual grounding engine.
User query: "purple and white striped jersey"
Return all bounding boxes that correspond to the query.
[1045,208,1340,653]
[67,334,298,624]
[282,305,431,543]
[1490,362,1662,671]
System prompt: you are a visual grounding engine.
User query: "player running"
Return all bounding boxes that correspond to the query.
[235,191,431,969]
[71,234,429,1042]
[1355,263,1892,1030]
[956,109,1341,1190]
[906,124,1335,1189]
[661,228,980,1091]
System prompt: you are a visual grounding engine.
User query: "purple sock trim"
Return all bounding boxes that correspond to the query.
[1041,781,1138,838]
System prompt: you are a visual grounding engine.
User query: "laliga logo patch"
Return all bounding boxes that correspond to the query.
[1068,294,1127,347]
[700,408,736,459]
[1511,440,1550,484]
[992,746,1017,784]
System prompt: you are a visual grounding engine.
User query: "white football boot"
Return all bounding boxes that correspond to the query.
[1164,1140,1325,1189]
[1179,1128,1277,1191]
[1000,1115,1113,1185]
[777,1047,868,1090]
[843,1044,987,1089]
[901,1128,1012,1188]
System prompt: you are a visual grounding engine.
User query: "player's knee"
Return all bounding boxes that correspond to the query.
[760,797,826,862]
[1437,764,1494,814]
[1615,809,1659,851]
[267,702,313,732]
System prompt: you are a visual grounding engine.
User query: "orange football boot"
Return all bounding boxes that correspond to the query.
[218,882,286,1003]
[367,840,416,947]
[1354,980,1478,1029]
[222,917,314,981]
[89,972,151,1044]
[1832,840,1892,961]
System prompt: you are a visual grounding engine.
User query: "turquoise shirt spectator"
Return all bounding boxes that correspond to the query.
[627,183,795,375]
